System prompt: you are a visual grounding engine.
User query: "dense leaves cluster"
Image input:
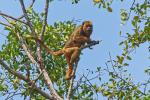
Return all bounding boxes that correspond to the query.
[0,9,77,99]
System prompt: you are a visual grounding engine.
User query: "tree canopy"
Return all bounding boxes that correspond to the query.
[0,0,150,100]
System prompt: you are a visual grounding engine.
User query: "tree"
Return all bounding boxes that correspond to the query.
[0,0,150,100]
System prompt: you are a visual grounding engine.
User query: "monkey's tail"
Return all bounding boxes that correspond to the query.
[52,49,64,56]
[29,36,64,56]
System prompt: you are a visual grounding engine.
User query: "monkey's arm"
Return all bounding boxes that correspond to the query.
[84,40,100,49]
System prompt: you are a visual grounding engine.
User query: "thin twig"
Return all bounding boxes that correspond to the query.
[83,75,98,99]
[73,75,84,91]
[34,70,44,82]
[0,21,12,27]
[40,0,49,39]
[6,92,21,100]
[18,0,36,19]
[127,0,136,20]
[29,70,44,98]
[19,0,36,36]
[0,12,27,25]
[108,52,117,74]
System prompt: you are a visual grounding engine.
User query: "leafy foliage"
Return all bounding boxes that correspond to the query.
[0,9,77,99]
[0,0,150,99]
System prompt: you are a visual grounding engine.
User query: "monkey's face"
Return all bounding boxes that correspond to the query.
[82,21,93,36]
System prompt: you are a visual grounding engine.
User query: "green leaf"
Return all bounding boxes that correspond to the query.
[103,91,110,96]
[134,16,139,21]
[119,41,124,45]
[127,56,132,60]
[117,56,124,64]
[123,63,129,66]
[132,20,136,27]
[107,7,113,12]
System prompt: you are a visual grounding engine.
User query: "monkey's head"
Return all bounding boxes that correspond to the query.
[82,21,93,36]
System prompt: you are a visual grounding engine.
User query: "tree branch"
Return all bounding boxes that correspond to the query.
[36,0,62,99]
[40,0,49,39]
[18,0,36,19]
[0,21,12,27]
[67,61,79,100]
[28,0,36,8]
[0,59,54,100]
[81,40,101,50]
[0,12,27,25]
[16,32,37,64]
[19,0,36,36]
[127,0,136,20]
[19,1,63,99]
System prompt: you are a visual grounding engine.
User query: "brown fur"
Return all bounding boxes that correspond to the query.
[33,21,93,80]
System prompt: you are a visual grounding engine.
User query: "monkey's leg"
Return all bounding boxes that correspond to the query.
[63,47,80,80]
[65,47,80,80]
[70,47,80,78]
[70,47,80,64]
[64,48,73,80]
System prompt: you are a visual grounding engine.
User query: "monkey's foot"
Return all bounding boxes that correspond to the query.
[65,68,74,80]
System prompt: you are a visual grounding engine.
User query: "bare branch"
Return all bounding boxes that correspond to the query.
[34,70,44,82]
[67,61,79,100]
[43,70,63,100]
[83,74,98,98]
[28,0,36,8]
[37,46,63,100]
[127,0,136,20]
[72,75,84,92]
[6,92,21,100]
[19,0,36,35]
[18,0,36,19]
[0,21,12,27]
[40,0,49,39]
[16,32,37,64]
[0,59,53,100]
[0,12,27,25]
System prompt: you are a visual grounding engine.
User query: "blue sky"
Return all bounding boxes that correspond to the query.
[0,0,150,99]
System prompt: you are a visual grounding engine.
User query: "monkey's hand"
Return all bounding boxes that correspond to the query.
[87,40,99,49]
[87,40,97,44]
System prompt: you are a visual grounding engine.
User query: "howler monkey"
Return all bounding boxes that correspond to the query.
[34,21,94,80]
